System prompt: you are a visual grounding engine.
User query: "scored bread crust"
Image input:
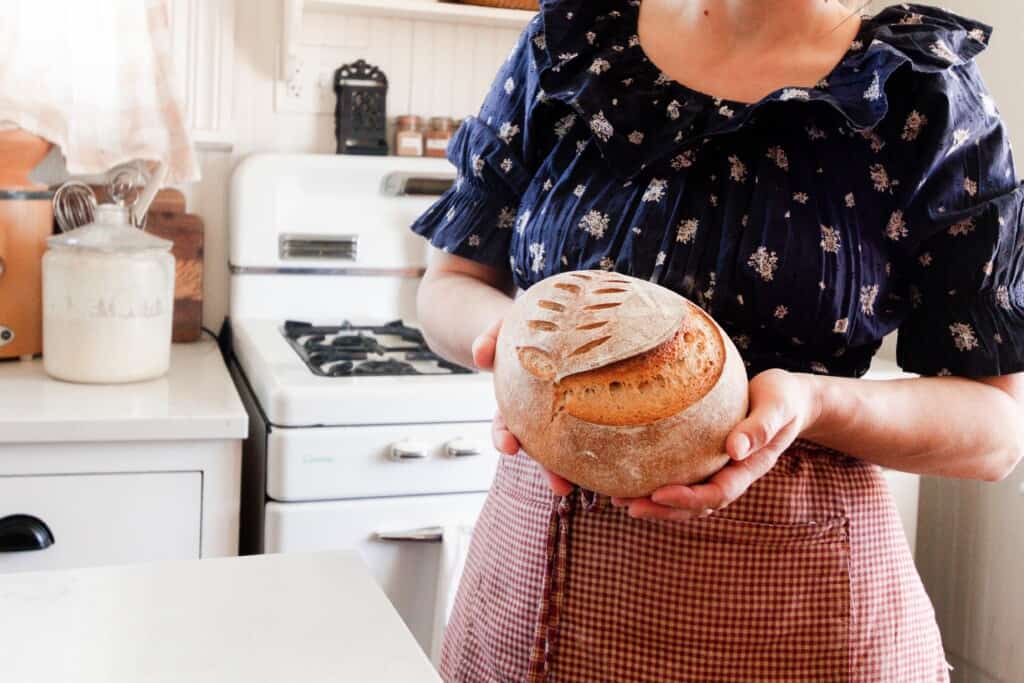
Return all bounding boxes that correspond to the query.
[494,271,749,498]
[509,271,687,382]
[559,316,725,426]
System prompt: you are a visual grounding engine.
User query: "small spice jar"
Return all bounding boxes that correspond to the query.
[395,115,424,157]
[424,117,455,158]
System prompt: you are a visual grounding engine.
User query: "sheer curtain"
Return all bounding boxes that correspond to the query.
[0,0,199,183]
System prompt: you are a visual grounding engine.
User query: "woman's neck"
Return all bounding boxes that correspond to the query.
[716,1,846,34]
[638,0,862,103]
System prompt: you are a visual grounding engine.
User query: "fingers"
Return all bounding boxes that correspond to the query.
[490,411,520,455]
[639,484,701,511]
[631,421,799,520]
[750,416,802,465]
[663,447,779,512]
[542,467,575,497]
[603,371,815,522]
[620,497,700,522]
[471,319,503,371]
[489,416,571,495]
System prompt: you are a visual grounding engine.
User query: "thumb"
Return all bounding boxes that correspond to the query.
[727,400,788,461]
[471,319,503,370]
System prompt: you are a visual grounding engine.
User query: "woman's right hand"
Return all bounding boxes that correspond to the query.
[473,320,574,497]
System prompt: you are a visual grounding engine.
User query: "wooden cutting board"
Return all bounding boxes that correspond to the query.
[146,189,204,343]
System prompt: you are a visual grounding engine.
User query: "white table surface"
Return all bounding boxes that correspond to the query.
[0,551,442,683]
[0,340,247,443]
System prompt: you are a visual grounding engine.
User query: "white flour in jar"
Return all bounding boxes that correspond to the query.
[43,249,174,384]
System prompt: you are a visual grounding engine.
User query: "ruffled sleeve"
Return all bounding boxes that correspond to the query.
[410,21,542,269]
[893,57,1024,377]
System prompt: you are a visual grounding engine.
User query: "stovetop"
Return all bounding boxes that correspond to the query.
[283,320,474,378]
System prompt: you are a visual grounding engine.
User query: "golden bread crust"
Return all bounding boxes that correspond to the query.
[494,271,748,497]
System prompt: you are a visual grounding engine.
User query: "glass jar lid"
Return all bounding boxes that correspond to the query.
[396,115,423,130]
[47,204,172,254]
[428,117,454,132]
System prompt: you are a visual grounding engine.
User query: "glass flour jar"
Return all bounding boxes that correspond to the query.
[42,204,175,384]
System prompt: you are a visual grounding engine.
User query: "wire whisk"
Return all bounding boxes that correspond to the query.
[52,181,97,233]
[52,161,167,232]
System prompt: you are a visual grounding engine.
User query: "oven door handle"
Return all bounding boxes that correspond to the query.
[445,438,482,458]
[375,526,444,543]
[390,440,429,461]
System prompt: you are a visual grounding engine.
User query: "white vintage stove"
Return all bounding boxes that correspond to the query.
[226,154,498,662]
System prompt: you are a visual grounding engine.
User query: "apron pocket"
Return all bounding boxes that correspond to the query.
[550,510,852,683]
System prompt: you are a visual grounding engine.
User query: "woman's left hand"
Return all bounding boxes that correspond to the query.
[612,369,822,521]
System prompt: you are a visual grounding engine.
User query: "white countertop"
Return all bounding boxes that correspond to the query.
[0,340,247,443]
[0,550,442,683]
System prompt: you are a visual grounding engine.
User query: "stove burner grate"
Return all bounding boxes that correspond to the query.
[354,359,418,376]
[283,319,474,378]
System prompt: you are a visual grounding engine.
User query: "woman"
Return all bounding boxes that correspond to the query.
[412,2,1024,680]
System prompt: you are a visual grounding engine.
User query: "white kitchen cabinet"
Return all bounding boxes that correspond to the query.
[0,341,248,574]
[0,472,201,574]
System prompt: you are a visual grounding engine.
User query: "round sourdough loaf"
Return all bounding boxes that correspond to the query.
[494,270,748,498]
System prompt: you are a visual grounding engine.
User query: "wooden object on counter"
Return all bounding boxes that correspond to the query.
[0,129,54,360]
[147,189,204,343]
[88,186,204,343]
[149,187,187,215]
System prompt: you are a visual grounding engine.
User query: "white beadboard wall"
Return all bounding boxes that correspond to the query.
[187,0,522,331]
[285,11,520,120]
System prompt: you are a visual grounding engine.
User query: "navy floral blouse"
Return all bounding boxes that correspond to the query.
[411,1,1024,379]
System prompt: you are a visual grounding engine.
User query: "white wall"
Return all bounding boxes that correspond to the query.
[186,0,520,331]
[913,6,1024,682]
[946,0,1024,166]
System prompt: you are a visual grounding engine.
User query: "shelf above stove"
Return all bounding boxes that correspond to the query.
[281,0,536,81]
[305,0,536,27]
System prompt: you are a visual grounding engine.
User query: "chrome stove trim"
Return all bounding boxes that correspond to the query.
[230,265,426,277]
[279,233,359,260]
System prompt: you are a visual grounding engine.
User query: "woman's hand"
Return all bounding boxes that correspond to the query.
[613,369,821,521]
[473,320,575,497]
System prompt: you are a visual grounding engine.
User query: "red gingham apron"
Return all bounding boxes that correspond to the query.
[440,442,949,682]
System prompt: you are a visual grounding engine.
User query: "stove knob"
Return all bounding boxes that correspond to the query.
[390,440,429,462]
[445,438,482,458]
[0,326,13,347]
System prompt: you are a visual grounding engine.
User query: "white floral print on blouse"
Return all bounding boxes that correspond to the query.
[411,2,1024,379]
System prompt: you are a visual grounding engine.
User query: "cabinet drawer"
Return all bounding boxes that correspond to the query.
[267,422,499,502]
[0,472,201,574]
